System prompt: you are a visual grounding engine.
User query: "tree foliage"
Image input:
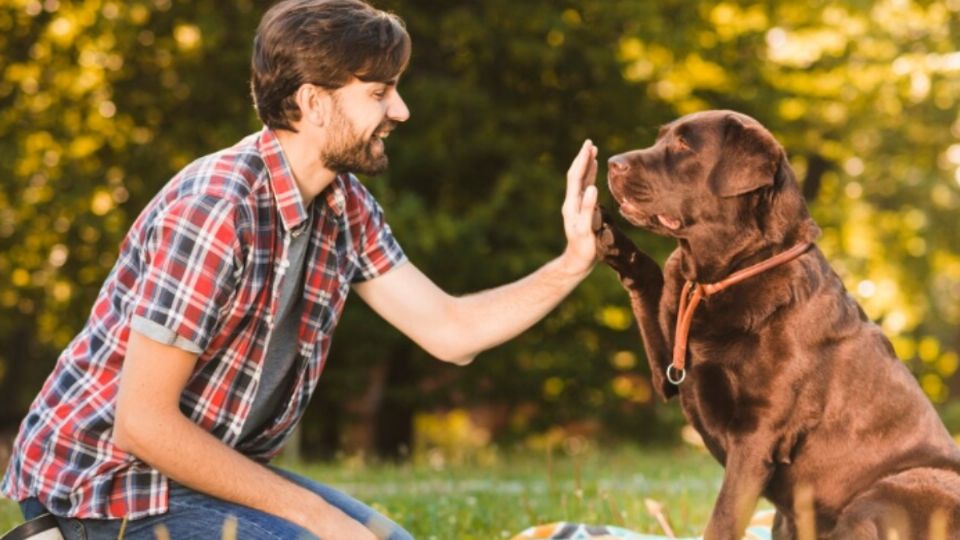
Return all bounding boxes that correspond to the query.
[1,0,959,453]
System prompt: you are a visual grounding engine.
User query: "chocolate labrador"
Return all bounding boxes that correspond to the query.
[595,110,960,539]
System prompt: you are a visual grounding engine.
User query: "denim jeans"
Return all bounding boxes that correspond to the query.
[19,467,413,540]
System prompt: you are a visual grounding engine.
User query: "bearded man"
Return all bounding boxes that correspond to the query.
[1,1,600,538]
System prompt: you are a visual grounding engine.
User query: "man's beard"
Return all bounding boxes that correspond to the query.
[322,105,395,176]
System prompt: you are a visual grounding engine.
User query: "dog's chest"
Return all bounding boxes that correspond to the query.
[677,352,772,456]
[660,270,794,452]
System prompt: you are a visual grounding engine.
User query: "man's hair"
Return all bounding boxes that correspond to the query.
[250,0,411,131]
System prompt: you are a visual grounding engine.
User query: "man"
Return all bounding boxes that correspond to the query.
[1,0,599,538]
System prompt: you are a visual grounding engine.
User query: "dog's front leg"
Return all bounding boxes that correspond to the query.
[593,207,675,399]
[704,445,774,540]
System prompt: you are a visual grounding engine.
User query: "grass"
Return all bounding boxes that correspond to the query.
[0,501,18,532]
[0,445,738,538]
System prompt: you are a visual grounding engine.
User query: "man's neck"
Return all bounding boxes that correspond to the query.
[273,129,338,204]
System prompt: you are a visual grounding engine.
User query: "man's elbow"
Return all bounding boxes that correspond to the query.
[426,341,475,366]
[113,404,157,456]
[439,352,475,366]
[112,413,140,454]
[424,307,477,366]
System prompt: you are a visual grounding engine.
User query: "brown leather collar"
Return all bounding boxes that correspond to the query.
[666,242,814,385]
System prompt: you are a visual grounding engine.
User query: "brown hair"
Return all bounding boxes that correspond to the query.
[250,0,411,131]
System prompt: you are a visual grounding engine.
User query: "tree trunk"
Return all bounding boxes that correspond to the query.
[374,348,416,460]
[801,154,831,202]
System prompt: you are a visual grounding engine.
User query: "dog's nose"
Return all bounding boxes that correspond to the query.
[608,156,629,174]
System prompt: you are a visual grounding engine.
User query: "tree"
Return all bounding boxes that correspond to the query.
[1,0,958,458]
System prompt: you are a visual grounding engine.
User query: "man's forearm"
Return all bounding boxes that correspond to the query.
[438,138,599,362]
[442,252,591,363]
[115,410,326,530]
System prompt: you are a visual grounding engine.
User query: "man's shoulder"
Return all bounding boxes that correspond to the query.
[137,132,270,239]
[338,173,383,215]
[174,131,268,200]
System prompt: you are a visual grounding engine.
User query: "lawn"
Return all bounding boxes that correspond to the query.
[0,446,738,538]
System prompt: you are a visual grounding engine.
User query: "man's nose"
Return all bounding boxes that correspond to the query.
[388,92,410,123]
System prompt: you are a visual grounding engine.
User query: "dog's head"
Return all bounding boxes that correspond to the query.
[607,110,819,278]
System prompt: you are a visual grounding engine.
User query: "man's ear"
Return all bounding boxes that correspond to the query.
[709,115,781,198]
[292,83,328,127]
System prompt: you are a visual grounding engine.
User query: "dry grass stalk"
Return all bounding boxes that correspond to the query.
[794,484,816,540]
[116,516,128,540]
[930,508,948,540]
[221,515,237,540]
[644,497,676,539]
[601,491,626,527]
[152,524,170,540]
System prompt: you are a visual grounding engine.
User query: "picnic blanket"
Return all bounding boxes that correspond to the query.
[510,510,774,540]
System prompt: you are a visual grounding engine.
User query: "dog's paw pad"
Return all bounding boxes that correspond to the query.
[600,227,615,244]
[597,228,619,258]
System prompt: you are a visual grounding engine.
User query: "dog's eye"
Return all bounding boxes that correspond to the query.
[675,136,690,151]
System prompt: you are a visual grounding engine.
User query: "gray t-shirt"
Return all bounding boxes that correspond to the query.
[238,220,312,441]
[131,215,313,443]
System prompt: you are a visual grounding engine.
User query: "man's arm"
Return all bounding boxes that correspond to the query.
[114,330,376,540]
[353,140,599,365]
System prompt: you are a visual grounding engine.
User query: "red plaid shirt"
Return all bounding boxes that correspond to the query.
[1,128,406,519]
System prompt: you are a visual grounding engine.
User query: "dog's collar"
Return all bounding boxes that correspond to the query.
[666,242,814,385]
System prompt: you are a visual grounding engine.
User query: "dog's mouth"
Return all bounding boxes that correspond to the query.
[607,170,682,232]
[656,214,682,230]
[616,203,683,234]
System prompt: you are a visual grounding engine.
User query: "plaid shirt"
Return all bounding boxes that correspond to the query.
[1,128,406,519]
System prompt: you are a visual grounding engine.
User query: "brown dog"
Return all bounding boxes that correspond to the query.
[595,110,960,539]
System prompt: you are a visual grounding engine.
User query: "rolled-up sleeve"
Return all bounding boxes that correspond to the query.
[346,179,407,283]
[130,195,240,353]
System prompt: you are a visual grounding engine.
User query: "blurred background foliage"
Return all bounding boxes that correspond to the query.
[1,0,959,462]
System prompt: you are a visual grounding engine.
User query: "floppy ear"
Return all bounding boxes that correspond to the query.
[709,115,781,197]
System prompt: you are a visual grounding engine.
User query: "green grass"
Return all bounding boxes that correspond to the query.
[0,446,737,538]
[0,501,19,532]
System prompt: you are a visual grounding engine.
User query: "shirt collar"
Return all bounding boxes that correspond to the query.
[257,128,345,233]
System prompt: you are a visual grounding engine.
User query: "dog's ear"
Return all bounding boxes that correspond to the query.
[709,115,781,197]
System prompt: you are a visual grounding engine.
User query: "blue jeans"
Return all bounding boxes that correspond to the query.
[20,467,413,540]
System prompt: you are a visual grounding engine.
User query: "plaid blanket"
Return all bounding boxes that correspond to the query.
[511,510,774,540]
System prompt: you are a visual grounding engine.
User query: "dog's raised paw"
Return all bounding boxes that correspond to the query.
[598,227,620,258]
[593,205,622,260]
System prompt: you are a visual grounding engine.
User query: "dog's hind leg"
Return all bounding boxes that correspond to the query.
[827,499,901,540]
[828,468,960,540]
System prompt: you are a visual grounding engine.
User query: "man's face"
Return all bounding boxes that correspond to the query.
[321,78,409,176]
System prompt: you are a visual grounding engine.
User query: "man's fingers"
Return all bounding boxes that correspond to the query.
[578,185,598,225]
[566,139,594,201]
[591,205,603,232]
[584,146,598,187]
[582,184,597,209]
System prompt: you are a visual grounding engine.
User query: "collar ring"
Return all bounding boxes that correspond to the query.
[666,365,687,385]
